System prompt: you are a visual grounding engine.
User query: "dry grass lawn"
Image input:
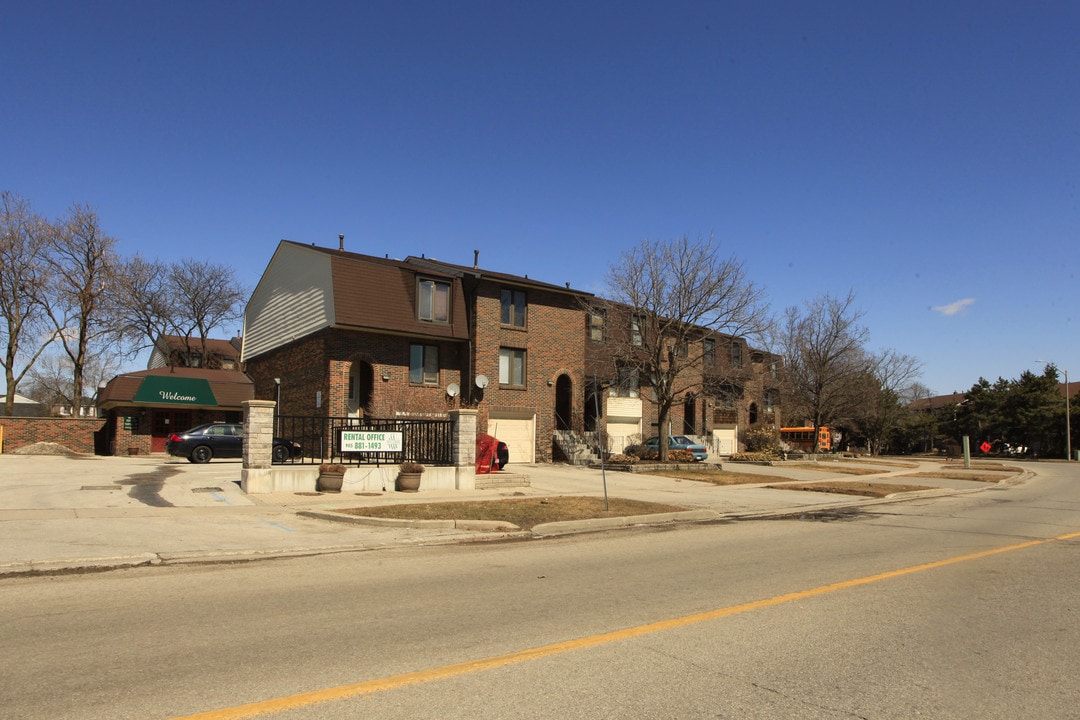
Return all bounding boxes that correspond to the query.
[335,496,685,530]
[768,481,936,497]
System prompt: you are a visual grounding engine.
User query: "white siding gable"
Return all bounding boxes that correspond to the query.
[242,243,335,361]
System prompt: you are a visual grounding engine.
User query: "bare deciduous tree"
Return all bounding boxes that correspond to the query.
[780,290,871,451]
[109,254,175,359]
[23,349,123,412]
[111,256,246,366]
[0,192,56,415]
[851,349,923,455]
[170,259,246,363]
[43,203,117,414]
[600,235,769,460]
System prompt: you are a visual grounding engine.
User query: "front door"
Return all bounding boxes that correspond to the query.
[152,410,193,453]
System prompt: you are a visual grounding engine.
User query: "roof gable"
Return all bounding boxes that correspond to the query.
[243,241,468,361]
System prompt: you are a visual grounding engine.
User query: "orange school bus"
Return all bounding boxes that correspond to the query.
[780,426,832,452]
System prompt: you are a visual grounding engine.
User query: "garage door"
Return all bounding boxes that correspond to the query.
[712,425,738,455]
[488,415,535,465]
[606,419,641,454]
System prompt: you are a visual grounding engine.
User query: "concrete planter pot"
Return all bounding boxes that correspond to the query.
[396,472,422,492]
[396,462,425,492]
[317,464,347,493]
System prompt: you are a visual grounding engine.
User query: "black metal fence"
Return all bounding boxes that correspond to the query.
[275,415,453,466]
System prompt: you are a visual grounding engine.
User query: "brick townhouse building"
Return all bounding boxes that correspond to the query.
[584,300,782,456]
[241,241,588,464]
[241,240,780,463]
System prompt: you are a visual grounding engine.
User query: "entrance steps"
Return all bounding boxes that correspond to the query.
[474,472,530,490]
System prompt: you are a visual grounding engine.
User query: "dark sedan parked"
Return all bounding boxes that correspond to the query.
[165,422,302,464]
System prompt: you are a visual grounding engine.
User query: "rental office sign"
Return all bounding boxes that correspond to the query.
[339,430,403,453]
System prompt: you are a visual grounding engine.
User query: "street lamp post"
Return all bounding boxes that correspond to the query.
[1036,361,1072,461]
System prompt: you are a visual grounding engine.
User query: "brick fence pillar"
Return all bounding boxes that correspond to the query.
[450,409,477,490]
[243,400,276,469]
[450,409,477,467]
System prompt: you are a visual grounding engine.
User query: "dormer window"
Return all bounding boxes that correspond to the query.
[418,279,450,323]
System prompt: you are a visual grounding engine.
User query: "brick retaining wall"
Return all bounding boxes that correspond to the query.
[0,417,107,454]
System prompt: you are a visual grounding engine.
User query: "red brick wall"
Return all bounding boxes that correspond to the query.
[245,329,465,419]
[104,407,233,456]
[471,283,586,462]
[0,417,106,454]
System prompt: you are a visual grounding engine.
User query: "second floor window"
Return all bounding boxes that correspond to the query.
[763,389,775,413]
[499,347,527,387]
[730,341,744,368]
[611,366,639,398]
[631,314,645,347]
[703,338,716,366]
[501,288,526,327]
[588,310,606,342]
[409,344,439,385]
[418,279,450,323]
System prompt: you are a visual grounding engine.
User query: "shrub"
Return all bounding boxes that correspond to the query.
[319,463,348,474]
[668,449,695,463]
[606,453,639,464]
[729,450,782,462]
[624,443,649,459]
[743,424,781,454]
[400,462,426,473]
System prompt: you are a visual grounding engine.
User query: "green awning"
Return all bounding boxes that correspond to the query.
[133,376,218,406]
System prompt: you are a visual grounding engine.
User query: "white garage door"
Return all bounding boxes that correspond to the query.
[712,425,738,456]
[606,419,641,454]
[488,415,535,465]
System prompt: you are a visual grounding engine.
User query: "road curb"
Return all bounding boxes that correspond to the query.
[0,552,162,577]
[298,510,521,532]
[531,509,720,536]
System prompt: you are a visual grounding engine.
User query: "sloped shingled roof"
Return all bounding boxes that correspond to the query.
[157,335,240,358]
[405,255,593,297]
[286,242,470,341]
[97,367,254,410]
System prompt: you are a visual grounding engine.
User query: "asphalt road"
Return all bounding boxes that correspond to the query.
[2,462,1078,719]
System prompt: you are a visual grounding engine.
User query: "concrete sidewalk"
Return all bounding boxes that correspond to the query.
[0,454,1020,577]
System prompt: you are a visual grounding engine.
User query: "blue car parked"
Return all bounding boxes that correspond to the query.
[644,435,708,461]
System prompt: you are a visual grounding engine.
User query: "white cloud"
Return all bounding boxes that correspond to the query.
[931,298,975,316]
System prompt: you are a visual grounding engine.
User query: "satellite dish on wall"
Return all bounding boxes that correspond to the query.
[475,374,489,389]
[446,383,460,398]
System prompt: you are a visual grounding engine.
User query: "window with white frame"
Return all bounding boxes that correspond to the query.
[409,344,439,385]
[500,288,526,327]
[417,279,450,323]
[499,347,526,387]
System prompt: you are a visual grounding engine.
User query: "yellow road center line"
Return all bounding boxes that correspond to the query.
[173,530,1080,719]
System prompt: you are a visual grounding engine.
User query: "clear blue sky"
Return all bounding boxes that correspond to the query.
[4,1,1077,396]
